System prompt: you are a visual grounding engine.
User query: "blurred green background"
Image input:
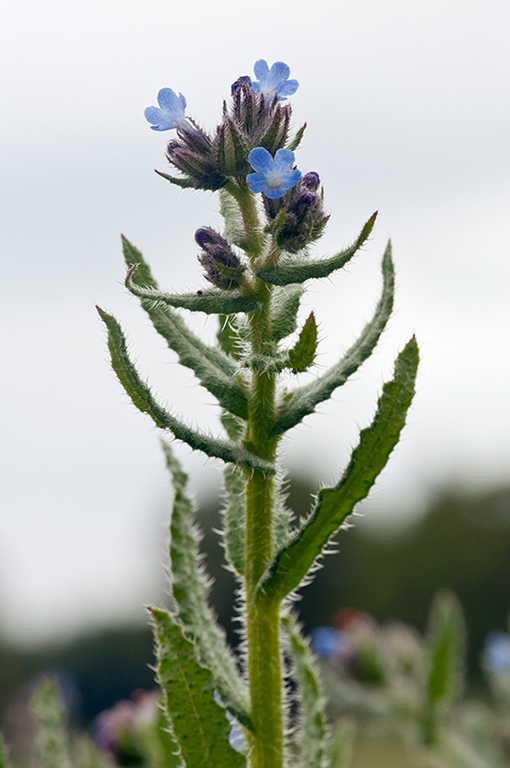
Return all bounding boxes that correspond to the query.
[2,479,510,743]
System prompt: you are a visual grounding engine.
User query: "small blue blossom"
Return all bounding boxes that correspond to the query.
[251,60,299,101]
[247,147,301,199]
[310,627,346,660]
[483,631,510,673]
[144,88,187,131]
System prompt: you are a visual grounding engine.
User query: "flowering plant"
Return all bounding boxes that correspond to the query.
[98,58,418,768]
[0,60,419,768]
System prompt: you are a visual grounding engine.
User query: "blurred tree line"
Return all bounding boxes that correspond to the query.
[1,481,510,734]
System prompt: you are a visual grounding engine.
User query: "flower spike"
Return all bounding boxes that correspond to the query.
[145,88,187,131]
[252,60,299,101]
[247,147,301,199]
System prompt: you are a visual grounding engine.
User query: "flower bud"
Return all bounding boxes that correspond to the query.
[195,228,244,289]
[263,172,329,253]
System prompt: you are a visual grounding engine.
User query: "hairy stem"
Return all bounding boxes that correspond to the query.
[234,185,285,768]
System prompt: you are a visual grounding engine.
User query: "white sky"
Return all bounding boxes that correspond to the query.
[1,0,509,646]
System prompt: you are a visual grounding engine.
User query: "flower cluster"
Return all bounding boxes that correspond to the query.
[145,59,303,194]
[195,227,245,289]
[263,170,330,253]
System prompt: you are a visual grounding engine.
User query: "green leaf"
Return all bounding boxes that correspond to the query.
[287,123,307,152]
[256,213,377,286]
[325,720,355,768]
[258,336,419,600]
[421,592,465,745]
[162,442,251,728]
[31,676,72,768]
[282,613,329,768]
[150,608,247,768]
[288,312,318,373]
[155,169,203,189]
[271,285,304,341]
[222,463,246,575]
[135,701,185,768]
[97,307,274,472]
[272,242,394,435]
[217,315,245,362]
[121,237,248,418]
[0,734,12,768]
[126,266,261,314]
[219,188,248,251]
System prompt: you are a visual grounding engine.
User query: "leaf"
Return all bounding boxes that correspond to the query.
[121,237,248,418]
[219,188,248,250]
[162,442,251,728]
[287,123,307,152]
[0,734,12,768]
[217,315,245,362]
[272,242,394,435]
[134,698,185,768]
[97,307,274,472]
[282,613,329,768]
[325,720,355,768]
[150,608,247,768]
[126,266,261,314]
[155,169,203,189]
[256,213,377,286]
[258,336,419,600]
[421,591,465,745]
[271,284,304,341]
[222,463,246,575]
[288,312,318,373]
[31,676,72,768]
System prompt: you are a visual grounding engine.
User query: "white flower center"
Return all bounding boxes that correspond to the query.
[266,169,283,188]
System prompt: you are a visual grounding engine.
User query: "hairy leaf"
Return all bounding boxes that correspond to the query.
[258,336,419,600]
[421,592,465,745]
[271,285,304,341]
[151,609,246,768]
[287,123,307,152]
[0,734,12,768]
[288,312,318,373]
[155,169,204,189]
[122,238,247,417]
[272,242,394,435]
[162,442,251,727]
[282,614,328,768]
[219,188,248,251]
[97,307,273,472]
[222,463,246,576]
[325,720,355,768]
[31,676,72,768]
[126,266,260,314]
[257,212,377,286]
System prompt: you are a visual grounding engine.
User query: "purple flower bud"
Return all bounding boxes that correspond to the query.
[195,228,244,289]
[301,171,320,191]
[231,75,252,96]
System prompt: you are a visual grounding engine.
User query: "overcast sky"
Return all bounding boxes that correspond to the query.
[1,0,509,647]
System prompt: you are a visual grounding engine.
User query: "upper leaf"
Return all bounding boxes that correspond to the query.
[97,307,274,472]
[257,336,419,600]
[272,242,394,435]
[288,312,318,374]
[256,212,377,286]
[126,265,261,314]
[151,608,246,768]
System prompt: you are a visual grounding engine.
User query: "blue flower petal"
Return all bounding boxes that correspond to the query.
[253,59,269,81]
[268,62,291,88]
[157,88,186,113]
[248,147,274,173]
[145,87,187,131]
[274,148,295,167]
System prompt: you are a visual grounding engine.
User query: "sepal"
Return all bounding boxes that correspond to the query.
[257,336,419,600]
[150,608,247,768]
[271,284,304,341]
[257,212,377,285]
[287,123,307,152]
[126,266,261,314]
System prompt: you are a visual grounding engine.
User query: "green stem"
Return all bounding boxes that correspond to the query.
[231,183,285,767]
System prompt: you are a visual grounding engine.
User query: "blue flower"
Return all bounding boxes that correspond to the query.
[483,631,510,673]
[247,147,301,199]
[251,60,299,101]
[310,627,346,660]
[144,88,187,131]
